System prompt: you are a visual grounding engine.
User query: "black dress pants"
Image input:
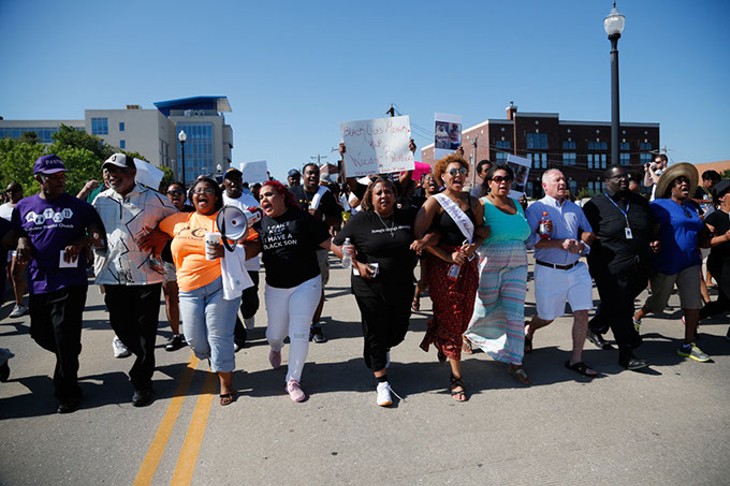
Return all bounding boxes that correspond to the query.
[104,284,161,391]
[591,267,647,350]
[29,285,88,402]
[234,271,260,343]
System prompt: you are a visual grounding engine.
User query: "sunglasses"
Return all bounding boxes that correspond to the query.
[491,175,514,183]
[448,167,468,177]
[167,190,184,196]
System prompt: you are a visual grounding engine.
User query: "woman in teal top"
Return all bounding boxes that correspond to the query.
[464,164,532,384]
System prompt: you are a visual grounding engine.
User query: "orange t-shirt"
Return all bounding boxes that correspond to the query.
[158,211,258,292]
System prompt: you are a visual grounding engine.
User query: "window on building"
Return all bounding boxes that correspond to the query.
[494,140,511,164]
[563,152,576,166]
[91,118,108,135]
[620,152,630,166]
[119,139,126,149]
[587,180,606,194]
[526,133,548,150]
[528,152,548,169]
[587,153,607,170]
[568,179,577,195]
[562,140,576,150]
[588,141,608,151]
[640,142,653,165]
[119,122,125,132]
[176,123,214,185]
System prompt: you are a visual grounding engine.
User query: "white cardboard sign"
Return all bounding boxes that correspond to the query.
[340,115,414,177]
[240,161,269,184]
[134,158,164,191]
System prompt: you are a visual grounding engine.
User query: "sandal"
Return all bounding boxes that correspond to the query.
[462,336,473,355]
[524,334,533,354]
[564,360,598,378]
[508,364,531,385]
[219,392,237,406]
[450,374,467,402]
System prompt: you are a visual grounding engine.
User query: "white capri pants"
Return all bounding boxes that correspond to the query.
[265,275,322,383]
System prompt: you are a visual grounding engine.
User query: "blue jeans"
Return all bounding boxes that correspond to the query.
[179,277,240,373]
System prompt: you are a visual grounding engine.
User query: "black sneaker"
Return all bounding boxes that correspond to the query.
[132,389,154,407]
[165,334,187,352]
[310,324,327,343]
[58,398,80,414]
[0,362,9,383]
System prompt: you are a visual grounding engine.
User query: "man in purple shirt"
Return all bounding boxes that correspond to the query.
[11,155,105,413]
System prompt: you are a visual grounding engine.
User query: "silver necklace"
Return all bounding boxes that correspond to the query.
[375,211,396,238]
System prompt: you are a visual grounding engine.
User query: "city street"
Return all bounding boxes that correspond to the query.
[1,255,728,485]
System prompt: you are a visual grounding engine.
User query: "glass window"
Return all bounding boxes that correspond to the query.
[176,123,214,185]
[526,133,548,150]
[494,140,511,164]
[562,140,576,150]
[119,122,125,132]
[620,152,630,166]
[563,152,576,166]
[528,152,548,169]
[119,139,126,149]
[91,118,108,135]
[640,142,653,165]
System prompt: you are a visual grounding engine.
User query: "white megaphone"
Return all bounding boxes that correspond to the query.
[216,205,262,252]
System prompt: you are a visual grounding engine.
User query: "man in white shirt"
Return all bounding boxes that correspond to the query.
[222,168,261,351]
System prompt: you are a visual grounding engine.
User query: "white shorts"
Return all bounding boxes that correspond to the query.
[534,261,593,320]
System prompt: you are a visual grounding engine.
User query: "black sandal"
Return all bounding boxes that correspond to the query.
[219,392,237,406]
[450,374,467,402]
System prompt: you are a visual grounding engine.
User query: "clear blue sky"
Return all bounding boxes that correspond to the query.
[1,0,728,180]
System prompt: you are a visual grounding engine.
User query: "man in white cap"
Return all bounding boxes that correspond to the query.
[92,153,177,407]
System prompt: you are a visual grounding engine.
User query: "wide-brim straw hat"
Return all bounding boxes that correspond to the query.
[655,162,698,199]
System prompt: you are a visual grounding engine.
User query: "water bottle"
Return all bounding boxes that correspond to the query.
[538,211,551,240]
[341,237,352,268]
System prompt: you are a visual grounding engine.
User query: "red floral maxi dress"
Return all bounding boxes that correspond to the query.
[419,207,479,361]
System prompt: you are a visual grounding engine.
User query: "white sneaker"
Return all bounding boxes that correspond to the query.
[9,304,28,318]
[112,336,131,358]
[244,317,255,330]
[376,382,393,407]
[286,379,307,402]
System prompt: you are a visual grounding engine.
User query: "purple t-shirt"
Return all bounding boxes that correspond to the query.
[12,193,101,294]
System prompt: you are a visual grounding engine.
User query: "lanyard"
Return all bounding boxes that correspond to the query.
[604,193,630,226]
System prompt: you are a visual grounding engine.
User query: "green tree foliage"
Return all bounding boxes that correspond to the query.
[0,124,152,197]
[722,169,730,179]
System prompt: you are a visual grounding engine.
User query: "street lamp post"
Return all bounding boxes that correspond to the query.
[178,130,187,187]
[604,2,625,167]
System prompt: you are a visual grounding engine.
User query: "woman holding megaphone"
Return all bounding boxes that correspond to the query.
[150,176,261,406]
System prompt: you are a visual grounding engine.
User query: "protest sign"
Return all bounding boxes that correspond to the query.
[240,161,269,183]
[340,115,414,177]
[506,154,531,198]
[434,113,462,160]
[134,158,164,191]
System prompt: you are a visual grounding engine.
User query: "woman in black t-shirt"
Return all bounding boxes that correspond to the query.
[256,180,333,403]
[333,177,430,407]
[700,181,730,324]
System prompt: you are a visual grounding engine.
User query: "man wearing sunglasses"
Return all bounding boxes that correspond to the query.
[524,169,598,378]
[582,167,658,370]
[92,153,177,407]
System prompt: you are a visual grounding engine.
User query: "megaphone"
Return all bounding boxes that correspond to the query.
[216,205,262,252]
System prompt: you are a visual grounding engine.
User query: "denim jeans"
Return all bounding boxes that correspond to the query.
[179,277,240,373]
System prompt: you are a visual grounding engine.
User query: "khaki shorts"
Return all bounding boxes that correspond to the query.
[645,265,702,312]
[316,249,330,286]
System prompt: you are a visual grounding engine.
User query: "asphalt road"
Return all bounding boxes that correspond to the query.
[0,255,728,485]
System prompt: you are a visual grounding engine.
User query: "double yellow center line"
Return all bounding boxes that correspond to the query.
[133,355,217,486]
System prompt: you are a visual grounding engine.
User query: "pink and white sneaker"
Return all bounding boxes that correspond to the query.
[286,379,307,402]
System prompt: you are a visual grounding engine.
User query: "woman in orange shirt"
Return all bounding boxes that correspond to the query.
[157,176,260,406]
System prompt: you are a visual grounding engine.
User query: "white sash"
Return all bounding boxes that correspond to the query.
[309,186,330,210]
[434,193,474,243]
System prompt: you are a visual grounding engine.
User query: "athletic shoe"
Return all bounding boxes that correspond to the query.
[9,304,28,318]
[286,380,307,402]
[677,343,711,363]
[269,349,282,369]
[58,398,80,414]
[310,324,327,343]
[165,334,186,352]
[112,336,131,358]
[376,382,393,407]
[244,317,255,330]
[633,318,641,332]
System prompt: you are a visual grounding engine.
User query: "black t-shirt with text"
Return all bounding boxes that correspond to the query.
[289,185,342,223]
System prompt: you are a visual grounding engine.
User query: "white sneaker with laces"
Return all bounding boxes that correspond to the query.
[376,382,393,407]
[9,304,28,318]
[112,336,131,358]
[244,317,255,330]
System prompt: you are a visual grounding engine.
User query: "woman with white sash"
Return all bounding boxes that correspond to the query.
[414,154,486,402]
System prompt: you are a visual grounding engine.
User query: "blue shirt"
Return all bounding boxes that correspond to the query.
[526,196,593,265]
[650,198,703,275]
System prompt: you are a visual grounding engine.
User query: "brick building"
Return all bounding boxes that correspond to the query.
[421,104,660,198]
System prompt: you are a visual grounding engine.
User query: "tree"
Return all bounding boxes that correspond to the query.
[20,131,39,145]
[0,138,46,195]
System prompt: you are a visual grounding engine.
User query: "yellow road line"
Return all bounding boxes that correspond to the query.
[170,370,218,485]
[133,354,200,486]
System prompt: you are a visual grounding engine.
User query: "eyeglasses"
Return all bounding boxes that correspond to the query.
[491,175,513,183]
[448,167,468,177]
[167,190,184,196]
[192,187,215,195]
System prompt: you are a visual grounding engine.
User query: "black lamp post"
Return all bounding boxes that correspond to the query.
[604,2,626,167]
[178,129,187,187]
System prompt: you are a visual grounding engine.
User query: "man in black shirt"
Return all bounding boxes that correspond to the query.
[289,163,342,342]
[583,166,659,371]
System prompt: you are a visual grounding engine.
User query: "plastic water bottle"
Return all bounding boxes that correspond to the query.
[341,238,352,268]
[538,211,551,240]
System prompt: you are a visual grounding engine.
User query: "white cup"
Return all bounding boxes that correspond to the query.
[204,232,221,260]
